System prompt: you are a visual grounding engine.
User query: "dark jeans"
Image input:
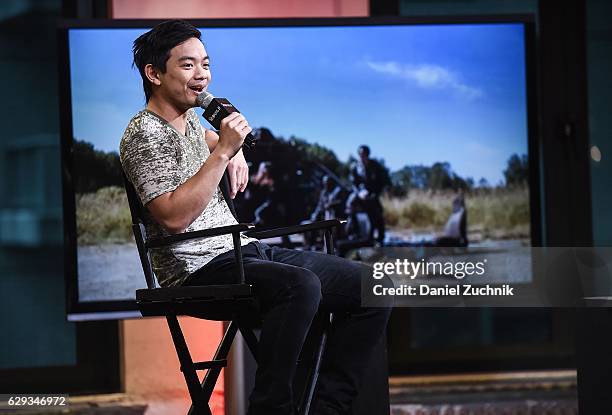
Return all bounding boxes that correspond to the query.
[183,242,393,415]
[364,198,385,244]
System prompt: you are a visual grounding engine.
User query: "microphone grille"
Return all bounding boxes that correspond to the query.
[196,91,214,108]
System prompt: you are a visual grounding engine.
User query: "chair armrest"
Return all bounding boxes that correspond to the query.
[245,219,343,240]
[146,223,255,248]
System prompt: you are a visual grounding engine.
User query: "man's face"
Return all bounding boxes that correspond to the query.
[155,37,211,111]
[358,148,369,163]
[323,178,334,191]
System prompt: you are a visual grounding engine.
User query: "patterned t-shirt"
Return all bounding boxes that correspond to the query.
[119,108,256,287]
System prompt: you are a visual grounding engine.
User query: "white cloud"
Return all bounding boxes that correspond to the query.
[365,60,483,101]
[466,141,498,158]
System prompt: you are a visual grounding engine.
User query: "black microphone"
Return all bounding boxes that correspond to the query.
[196,91,257,150]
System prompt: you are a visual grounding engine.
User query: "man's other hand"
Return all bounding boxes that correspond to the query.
[227,149,248,199]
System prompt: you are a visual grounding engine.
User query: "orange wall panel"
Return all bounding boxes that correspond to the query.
[122,317,225,414]
[111,0,368,18]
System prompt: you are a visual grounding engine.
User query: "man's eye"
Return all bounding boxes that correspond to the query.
[203,63,210,69]
[183,64,193,68]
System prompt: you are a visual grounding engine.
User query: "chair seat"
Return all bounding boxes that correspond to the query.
[136,283,258,321]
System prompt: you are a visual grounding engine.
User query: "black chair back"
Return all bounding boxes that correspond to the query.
[122,169,237,290]
[219,171,238,220]
[122,171,157,290]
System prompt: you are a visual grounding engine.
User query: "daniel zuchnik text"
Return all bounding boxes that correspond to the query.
[371,259,515,297]
[373,283,514,296]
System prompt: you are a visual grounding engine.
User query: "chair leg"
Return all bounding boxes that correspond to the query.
[298,312,334,415]
[238,323,260,364]
[202,321,238,400]
[189,405,212,415]
[166,315,208,413]
[187,321,239,415]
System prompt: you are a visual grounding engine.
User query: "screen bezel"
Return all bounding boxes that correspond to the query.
[57,15,541,320]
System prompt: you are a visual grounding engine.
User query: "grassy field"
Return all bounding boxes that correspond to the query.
[76,186,133,245]
[77,185,531,245]
[382,186,530,240]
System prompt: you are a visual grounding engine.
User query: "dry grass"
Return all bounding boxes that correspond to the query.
[382,186,530,240]
[76,186,133,245]
[77,185,531,245]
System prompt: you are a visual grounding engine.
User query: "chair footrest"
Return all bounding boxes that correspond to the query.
[182,359,228,371]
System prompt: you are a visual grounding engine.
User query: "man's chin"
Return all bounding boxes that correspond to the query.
[178,99,197,111]
[187,97,200,109]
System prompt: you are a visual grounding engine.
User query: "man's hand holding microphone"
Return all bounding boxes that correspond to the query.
[214,112,251,198]
[199,90,257,198]
[214,112,251,160]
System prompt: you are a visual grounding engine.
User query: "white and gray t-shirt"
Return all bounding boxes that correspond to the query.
[119,108,255,287]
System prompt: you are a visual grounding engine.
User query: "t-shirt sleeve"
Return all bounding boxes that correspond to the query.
[120,130,181,205]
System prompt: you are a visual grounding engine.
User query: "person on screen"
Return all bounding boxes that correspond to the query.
[302,175,343,249]
[310,175,343,222]
[336,192,374,257]
[249,161,291,245]
[118,20,392,415]
[250,161,276,226]
[349,145,391,245]
[434,191,468,247]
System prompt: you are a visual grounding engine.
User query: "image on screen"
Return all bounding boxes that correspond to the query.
[66,22,532,304]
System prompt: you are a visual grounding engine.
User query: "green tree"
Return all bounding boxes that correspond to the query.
[390,166,413,196]
[429,162,453,190]
[287,136,349,178]
[73,139,123,193]
[503,153,529,186]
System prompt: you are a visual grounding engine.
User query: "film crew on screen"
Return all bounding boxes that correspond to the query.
[302,146,391,256]
[118,20,393,415]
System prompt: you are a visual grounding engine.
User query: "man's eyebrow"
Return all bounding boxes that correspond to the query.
[177,55,210,62]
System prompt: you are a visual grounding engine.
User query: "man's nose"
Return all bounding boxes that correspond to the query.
[194,65,207,79]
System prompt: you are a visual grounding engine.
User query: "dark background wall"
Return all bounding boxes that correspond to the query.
[0,0,118,394]
[0,0,74,369]
[588,0,612,246]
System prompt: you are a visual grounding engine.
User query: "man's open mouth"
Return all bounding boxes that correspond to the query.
[189,85,205,93]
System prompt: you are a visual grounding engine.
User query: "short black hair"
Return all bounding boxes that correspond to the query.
[132,20,202,102]
[358,145,370,156]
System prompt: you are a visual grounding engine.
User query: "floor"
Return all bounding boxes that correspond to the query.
[2,371,578,414]
[389,370,578,415]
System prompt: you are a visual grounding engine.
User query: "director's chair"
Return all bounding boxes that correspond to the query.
[123,171,340,415]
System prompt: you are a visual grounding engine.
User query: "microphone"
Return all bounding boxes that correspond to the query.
[196,91,257,150]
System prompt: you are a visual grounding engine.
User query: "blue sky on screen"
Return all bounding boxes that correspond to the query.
[70,23,527,185]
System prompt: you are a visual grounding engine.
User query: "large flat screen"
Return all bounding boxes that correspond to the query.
[59,17,537,318]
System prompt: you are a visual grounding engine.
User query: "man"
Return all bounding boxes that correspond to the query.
[336,192,373,258]
[349,145,391,245]
[302,175,343,249]
[120,20,392,415]
[310,176,343,222]
[435,191,468,247]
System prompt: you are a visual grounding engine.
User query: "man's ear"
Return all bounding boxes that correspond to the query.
[144,64,162,86]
